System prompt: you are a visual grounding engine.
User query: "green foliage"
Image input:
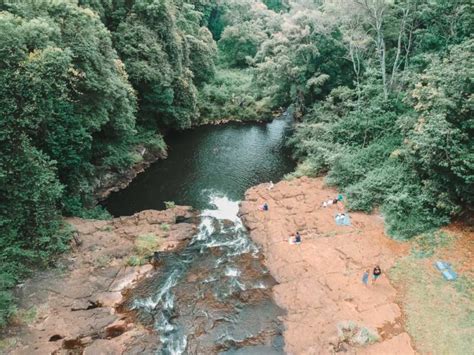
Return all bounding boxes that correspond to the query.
[0,0,472,328]
[164,201,176,209]
[127,234,161,265]
[198,69,271,122]
[0,291,15,328]
[287,1,472,239]
[263,0,289,12]
[13,306,38,325]
[160,223,170,232]
[253,5,354,113]
[410,231,453,258]
[93,254,111,268]
[135,234,159,255]
[127,255,144,266]
[112,0,216,129]
[291,72,467,239]
[0,137,72,325]
[218,21,267,67]
[402,39,474,210]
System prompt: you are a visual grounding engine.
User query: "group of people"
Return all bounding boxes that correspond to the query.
[322,194,344,209]
[258,185,383,285]
[362,266,382,285]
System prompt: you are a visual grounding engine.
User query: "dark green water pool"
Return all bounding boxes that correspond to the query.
[104,117,295,216]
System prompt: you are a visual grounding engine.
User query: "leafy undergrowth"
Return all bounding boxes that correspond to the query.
[390,229,474,354]
[0,337,17,353]
[127,234,162,266]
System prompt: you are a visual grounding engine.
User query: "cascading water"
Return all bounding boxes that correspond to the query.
[105,117,296,353]
[125,194,284,354]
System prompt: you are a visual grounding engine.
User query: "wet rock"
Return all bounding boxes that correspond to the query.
[105,321,127,338]
[108,268,137,292]
[168,223,197,241]
[221,219,234,228]
[108,266,153,293]
[94,148,165,201]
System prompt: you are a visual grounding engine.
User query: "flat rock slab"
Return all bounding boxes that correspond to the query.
[7,207,197,355]
[240,177,414,354]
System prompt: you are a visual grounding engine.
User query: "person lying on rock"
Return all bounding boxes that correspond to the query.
[322,198,339,208]
[322,194,345,208]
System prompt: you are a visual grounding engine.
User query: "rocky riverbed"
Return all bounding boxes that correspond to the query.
[239,177,415,354]
[4,206,197,354]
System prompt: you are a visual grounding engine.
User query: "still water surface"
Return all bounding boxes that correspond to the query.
[104,118,295,215]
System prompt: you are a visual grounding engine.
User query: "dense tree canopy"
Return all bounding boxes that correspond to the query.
[0,0,215,325]
[0,0,472,325]
[284,0,473,238]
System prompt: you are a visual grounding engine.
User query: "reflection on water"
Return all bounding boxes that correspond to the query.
[125,196,284,354]
[104,118,295,216]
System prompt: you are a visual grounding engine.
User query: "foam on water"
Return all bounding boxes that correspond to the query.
[126,192,281,354]
[225,267,241,277]
[201,194,240,222]
[131,269,181,311]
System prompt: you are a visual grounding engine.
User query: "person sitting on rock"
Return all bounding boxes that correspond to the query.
[372,265,382,283]
[259,202,269,211]
[294,231,301,244]
[287,232,302,245]
[335,213,346,221]
[267,181,274,190]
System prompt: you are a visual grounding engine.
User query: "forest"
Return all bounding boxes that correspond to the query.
[0,0,472,325]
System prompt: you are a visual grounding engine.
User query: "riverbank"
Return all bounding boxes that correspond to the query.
[240,177,415,354]
[1,207,197,354]
[94,145,167,201]
[95,115,286,204]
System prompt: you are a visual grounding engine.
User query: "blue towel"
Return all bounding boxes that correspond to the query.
[442,268,457,281]
[435,261,449,271]
[335,214,351,226]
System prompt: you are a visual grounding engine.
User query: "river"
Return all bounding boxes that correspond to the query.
[104,117,295,354]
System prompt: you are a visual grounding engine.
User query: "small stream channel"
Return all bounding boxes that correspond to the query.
[104,117,295,354]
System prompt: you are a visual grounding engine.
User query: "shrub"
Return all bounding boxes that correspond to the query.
[127,255,143,266]
[135,234,160,258]
[164,201,176,209]
[0,291,16,328]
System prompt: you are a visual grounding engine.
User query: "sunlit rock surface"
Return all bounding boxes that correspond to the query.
[240,177,415,354]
